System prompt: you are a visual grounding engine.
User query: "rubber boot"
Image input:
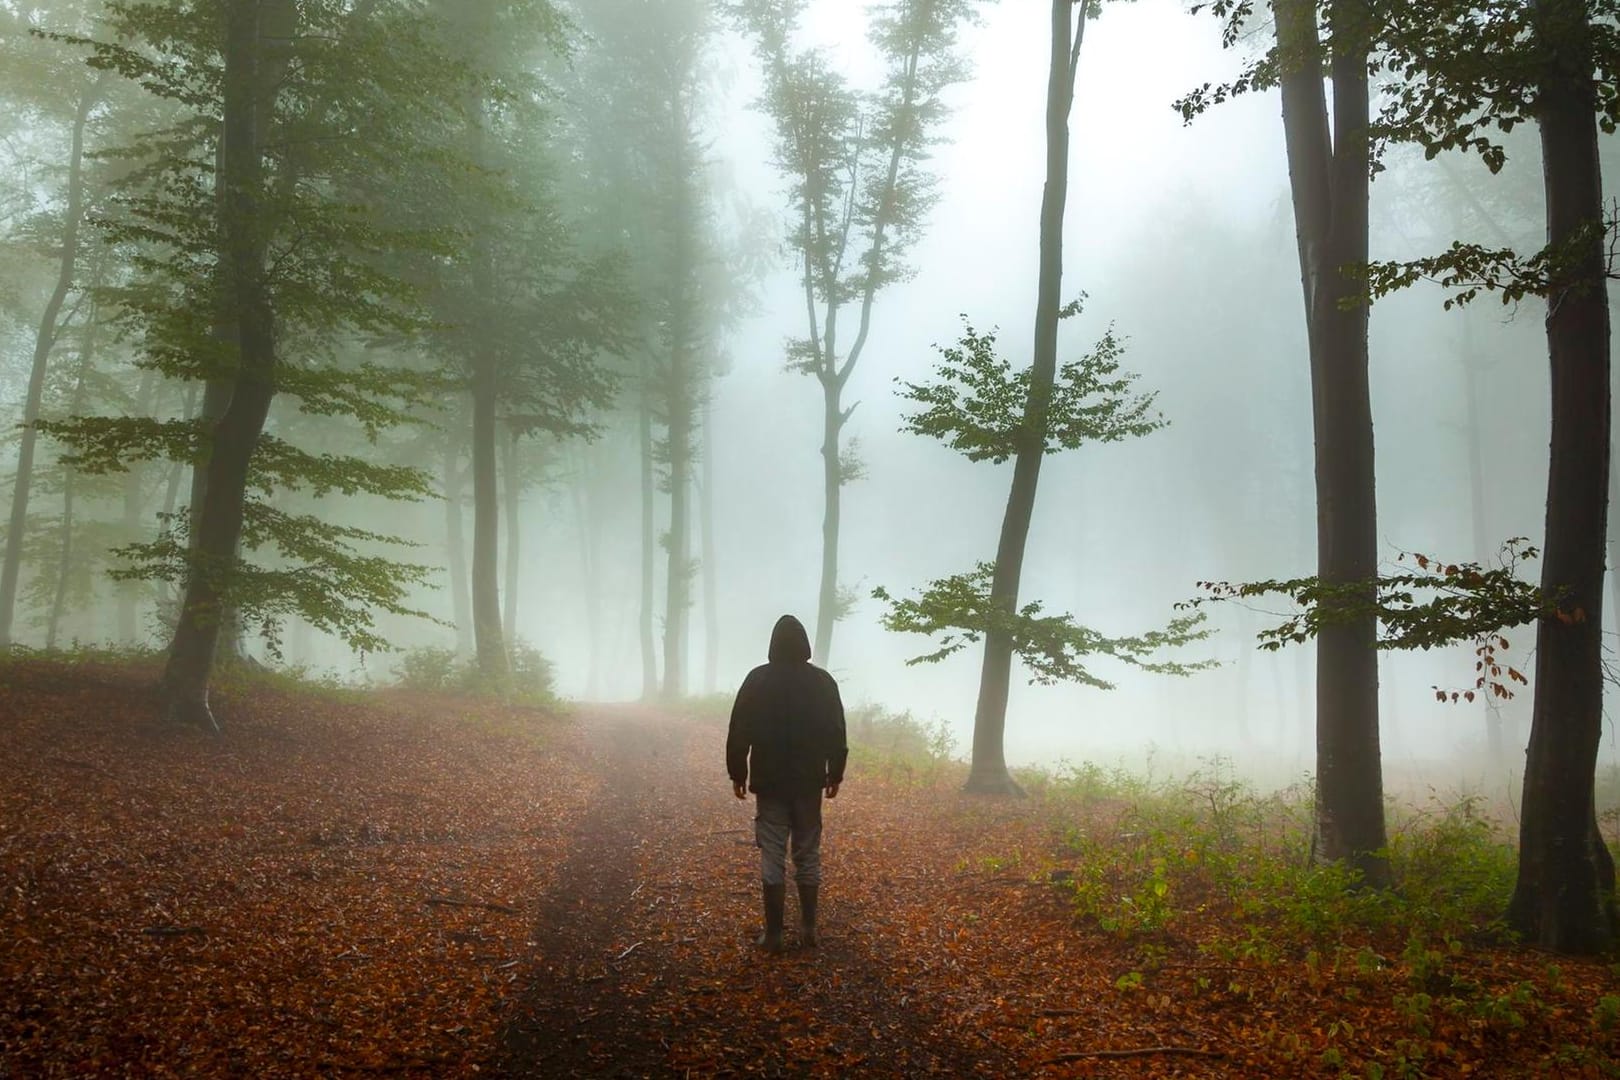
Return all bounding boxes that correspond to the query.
[757,883,785,953]
[798,882,819,948]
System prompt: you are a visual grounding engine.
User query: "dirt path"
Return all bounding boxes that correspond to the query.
[494,707,1016,1078]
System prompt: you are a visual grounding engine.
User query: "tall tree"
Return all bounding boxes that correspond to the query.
[963,0,1089,794]
[0,9,105,647]
[1277,0,1388,884]
[729,0,977,662]
[161,0,277,727]
[1505,0,1614,952]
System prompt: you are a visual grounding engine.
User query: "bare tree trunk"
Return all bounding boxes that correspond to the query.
[117,371,160,643]
[162,0,277,731]
[1276,0,1389,885]
[964,0,1086,796]
[0,80,96,647]
[814,377,845,664]
[47,296,101,649]
[1507,0,1616,953]
[470,351,508,684]
[1459,313,1507,763]
[700,396,719,695]
[570,446,602,698]
[639,362,658,700]
[502,429,521,647]
[443,431,474,657]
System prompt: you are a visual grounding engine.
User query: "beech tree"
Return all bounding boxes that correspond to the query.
[728,0,978,663]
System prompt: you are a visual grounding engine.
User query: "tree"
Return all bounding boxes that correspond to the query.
[875,308,1208,794]
[0,2,107,647]
[420,0,620,687]
[1179,0,1390,883]
[1189,0,1620,946]
[728,0,978,662]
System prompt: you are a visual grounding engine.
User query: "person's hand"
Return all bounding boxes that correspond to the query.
[825,781,840,800]
[733,781,747,800]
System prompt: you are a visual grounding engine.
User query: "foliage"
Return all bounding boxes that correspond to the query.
[32,0,490,655]
[895,304,1162,464]
[1177,0,1620,309]
[395,641,560,709]
[845,701,958,784]
[393,639,555,704]
[874,563,1212,688]
[1186,539,1551,700]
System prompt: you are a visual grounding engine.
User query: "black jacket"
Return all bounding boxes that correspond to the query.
[726,615,848,798]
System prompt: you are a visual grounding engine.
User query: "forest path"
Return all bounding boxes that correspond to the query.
[493,706,1018,1078]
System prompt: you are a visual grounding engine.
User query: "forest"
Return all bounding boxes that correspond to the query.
[2,0,1620,1075]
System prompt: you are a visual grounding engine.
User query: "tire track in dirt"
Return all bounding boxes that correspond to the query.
[494,707,1016,1077]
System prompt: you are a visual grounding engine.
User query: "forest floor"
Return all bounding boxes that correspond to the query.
[2,658,1619,1078]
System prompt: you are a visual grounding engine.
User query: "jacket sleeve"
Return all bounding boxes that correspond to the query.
[726,671,756,785]
[824,672,849,786]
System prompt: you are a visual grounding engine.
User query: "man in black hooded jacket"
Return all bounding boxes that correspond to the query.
[726,614,848,952]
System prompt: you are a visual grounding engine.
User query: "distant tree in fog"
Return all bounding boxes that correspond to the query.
[726,0,980,665]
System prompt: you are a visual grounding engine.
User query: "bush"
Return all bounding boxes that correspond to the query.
[392,640,555,704]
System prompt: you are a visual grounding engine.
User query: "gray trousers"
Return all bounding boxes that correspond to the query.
[754,794,823,887]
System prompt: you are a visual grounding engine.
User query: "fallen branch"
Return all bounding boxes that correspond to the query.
[424,896,518,915]
[615,941,644,961]
[1041,1046,1225,1065]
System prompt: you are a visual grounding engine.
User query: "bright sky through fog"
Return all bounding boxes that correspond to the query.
[699,0,1299,769]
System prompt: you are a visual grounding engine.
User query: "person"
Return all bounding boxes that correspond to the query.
[726,614,848,952]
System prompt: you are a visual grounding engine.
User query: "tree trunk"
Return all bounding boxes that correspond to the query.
[662,392,692,699]
[814,377,844,664]
[700,396,719,695]
[443,432,474,657]
[117,371,160,643]
[964,0,1086,796]
[570,446,602,698]
[1459,313,1508,763]
[1507,0,1616,953]
[0,80,96,648]
[47,299,101,649]
[162,0,277,731]
[469,349,508,684]
[502,429,521,647]
[639,361,658,700]
[1275,0,1389,885]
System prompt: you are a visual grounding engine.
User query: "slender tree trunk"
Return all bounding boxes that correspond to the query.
[570,446,602,698]
[662,395,692,699]
[814,376,844,664]
[162,0,277,731]
[47,299,101,649]
[469,351,508,684]
[502,430,521,647]
[0,81,96,648]
[443,432,474,657]
[117,371,160,643]
[639,361,658,700]
[1459,314,1507,763]
[700,396,719,695]
[964,0,1086,796]
[1275,0,1389,885]
[1507,0,1616,953]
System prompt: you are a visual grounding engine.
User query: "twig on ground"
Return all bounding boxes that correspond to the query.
[1041,1046,1226,1065]
[425,896,518,914]
[615,941,643,961]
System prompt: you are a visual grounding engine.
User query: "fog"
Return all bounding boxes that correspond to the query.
[0,0,1608,788]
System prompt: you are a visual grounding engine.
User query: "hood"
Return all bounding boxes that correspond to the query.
[767,614,812,663]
